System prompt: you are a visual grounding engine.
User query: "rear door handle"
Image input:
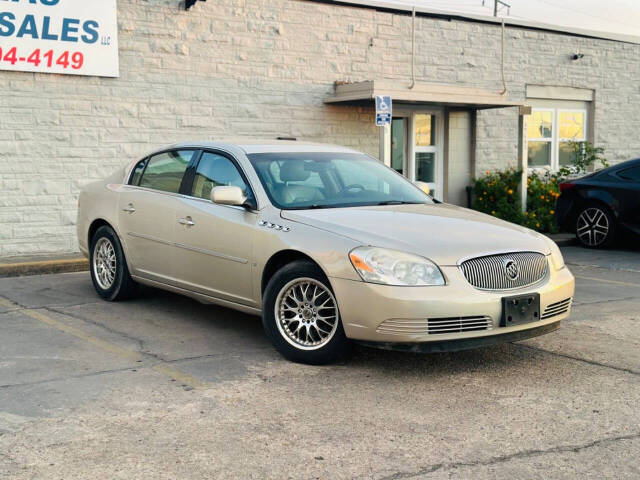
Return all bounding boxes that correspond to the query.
[178,216,195,227]
[122,204,136,213]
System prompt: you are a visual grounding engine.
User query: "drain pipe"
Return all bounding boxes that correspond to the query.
[499,19,507,95]
[409,7,416,89]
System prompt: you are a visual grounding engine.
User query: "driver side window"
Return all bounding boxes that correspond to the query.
[192,152,250,201]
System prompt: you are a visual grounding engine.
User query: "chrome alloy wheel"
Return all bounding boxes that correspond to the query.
[93,238,117,290]
[275,278,339,351]
[576,207,610,247]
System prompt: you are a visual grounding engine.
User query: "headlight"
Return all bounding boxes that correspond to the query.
[349,247,445,286]
[548,240,566,271]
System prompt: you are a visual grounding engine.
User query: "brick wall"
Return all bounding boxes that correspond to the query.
[1,0,639,256]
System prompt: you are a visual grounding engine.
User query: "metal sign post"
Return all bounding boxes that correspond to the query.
[376,96,392,166]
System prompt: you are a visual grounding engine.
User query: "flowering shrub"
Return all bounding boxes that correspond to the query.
[472,168,525,225]
[471,142,607,233]
[472,168,559,233]
[523,171,560,232]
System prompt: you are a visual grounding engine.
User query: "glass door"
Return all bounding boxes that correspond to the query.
[391,117,407,176]
[412,112,442,200]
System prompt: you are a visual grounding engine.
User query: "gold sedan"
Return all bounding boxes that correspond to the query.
[77,142,575,364]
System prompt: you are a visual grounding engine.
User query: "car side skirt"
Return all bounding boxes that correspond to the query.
[132,275,262,316]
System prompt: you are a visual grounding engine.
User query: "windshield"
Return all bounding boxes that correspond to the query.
[247,152,433,210]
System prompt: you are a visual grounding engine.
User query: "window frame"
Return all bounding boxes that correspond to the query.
[128,157,149,186]
[557,108,587,168]
[130,148,202,195]
[616,165,640,182]
[527,107,588,172]
[183,149,257,209]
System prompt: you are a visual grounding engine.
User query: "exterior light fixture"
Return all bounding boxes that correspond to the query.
[185,0,206,10]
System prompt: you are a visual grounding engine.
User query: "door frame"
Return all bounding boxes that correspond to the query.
[393,105,445,201]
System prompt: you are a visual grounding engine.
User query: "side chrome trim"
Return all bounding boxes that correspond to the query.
[127,232,248,264]
[128,231,173,247]
[173,242,248,264]
[131,275,261,316]
[258,220,291,232]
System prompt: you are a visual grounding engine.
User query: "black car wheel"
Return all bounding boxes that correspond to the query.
[90,225,138,301]
[575,204,616,248]
[262,260,350,365]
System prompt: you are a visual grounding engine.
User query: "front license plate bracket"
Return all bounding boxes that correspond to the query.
[501,293,540,327]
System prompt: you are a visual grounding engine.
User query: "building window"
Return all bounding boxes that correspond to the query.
[527,108,587,171]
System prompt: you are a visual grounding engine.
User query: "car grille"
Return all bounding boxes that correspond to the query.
[541,298,572,320]
[459,252,549,291]
[376,316,492,336]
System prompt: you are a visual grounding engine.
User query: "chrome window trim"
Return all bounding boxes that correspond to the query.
[120,184,258,214]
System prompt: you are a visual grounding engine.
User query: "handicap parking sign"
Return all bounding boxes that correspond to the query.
[375,95,392,126]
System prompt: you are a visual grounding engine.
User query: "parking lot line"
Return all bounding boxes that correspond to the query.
[151,364,206,390]
[574,275,640,288]
[0,295,206,389]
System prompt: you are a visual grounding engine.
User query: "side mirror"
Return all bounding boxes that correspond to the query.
[211,186,247,207]
[414,181,431,196]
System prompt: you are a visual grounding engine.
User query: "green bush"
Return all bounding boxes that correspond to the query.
[472,168,525,225]
[471,142,607,233]
[472,169,560,233]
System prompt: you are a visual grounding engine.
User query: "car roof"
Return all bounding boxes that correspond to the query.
[589,157,640,179]
[164,140,362,155]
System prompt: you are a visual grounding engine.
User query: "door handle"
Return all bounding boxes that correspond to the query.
[178,216,195,227]
[122,204,136,213]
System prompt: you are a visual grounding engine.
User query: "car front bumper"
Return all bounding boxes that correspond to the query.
[330,263,575,345]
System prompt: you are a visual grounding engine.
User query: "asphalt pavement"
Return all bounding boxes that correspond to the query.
[0,246,639,479]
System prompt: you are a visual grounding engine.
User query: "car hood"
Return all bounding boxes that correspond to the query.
[281,203,551,266]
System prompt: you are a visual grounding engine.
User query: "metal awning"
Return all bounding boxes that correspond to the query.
[324,80,525,110]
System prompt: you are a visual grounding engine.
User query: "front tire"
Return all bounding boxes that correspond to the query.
[90,225,138,301]
[262,260,349,364]
[575,203,616,248]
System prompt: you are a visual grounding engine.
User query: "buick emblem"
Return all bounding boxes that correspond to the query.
[503,258,520,281]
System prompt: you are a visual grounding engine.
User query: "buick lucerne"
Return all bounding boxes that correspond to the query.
[77,142,575,364]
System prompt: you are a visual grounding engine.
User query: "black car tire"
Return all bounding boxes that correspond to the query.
[575,203,616,249]
[262,260,350,365]
[90,225,138,301]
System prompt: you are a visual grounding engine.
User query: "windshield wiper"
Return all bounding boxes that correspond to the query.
[375,200,424,206]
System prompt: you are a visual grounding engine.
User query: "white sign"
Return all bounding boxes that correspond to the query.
[375,95,392,127]
[0,0,119,77]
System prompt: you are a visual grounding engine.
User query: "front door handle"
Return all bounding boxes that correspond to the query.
[122,204,136,213]
[178,216,195,227]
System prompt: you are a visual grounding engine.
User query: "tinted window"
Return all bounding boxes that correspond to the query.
[129,159,147,186]
[192,152,249,200]
[618,166,640,182]
[139,150,195,193]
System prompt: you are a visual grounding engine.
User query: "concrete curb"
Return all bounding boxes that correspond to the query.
[0,257,89,278]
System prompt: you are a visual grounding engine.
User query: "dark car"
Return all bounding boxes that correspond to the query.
[555,158,640,248]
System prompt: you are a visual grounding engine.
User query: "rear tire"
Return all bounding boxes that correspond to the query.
[90,225,138,301]
[575,203,616,248]
[262,260,349,365]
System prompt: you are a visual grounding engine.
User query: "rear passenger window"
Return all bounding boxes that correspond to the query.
[192,152,250,200]
[129,158,147,186]
[139,150,195,193]
[618,166,640,182]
